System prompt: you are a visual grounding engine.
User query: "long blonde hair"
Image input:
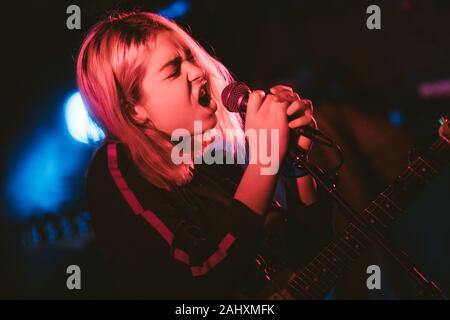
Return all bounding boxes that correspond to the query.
[77,11,245,190]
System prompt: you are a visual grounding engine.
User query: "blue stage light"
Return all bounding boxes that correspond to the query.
[157,0,191,19]
[5,130,87,219]
[389,110,404,127]
[64,92,105,144]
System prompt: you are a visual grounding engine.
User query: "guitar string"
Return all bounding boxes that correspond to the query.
[287,244,346,297]
[362,145,444,228]
[288,242,354,297]
[287,153,444,299]
[308,259,336,286]
[301,267,329,293]
[288,220,379,298]
[283,137,448,299]
[288,273,318,298]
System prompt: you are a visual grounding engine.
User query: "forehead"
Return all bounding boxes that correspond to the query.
[145,31,186,74]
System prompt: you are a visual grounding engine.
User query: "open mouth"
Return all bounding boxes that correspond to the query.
[198,82,211,107]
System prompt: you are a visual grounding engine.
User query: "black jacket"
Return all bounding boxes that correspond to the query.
[86,143,332,299]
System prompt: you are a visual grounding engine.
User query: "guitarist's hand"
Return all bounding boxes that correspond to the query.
[270,85,317,152]
[270,85,319,206]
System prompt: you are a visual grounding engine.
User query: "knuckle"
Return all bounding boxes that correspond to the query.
[249,90,265,102]
[274,84,293,92]
[252,90,265,97]
[292,100,302,108]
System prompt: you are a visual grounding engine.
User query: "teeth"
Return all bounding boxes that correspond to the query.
[199,86,206,97]
[198,82,211,107]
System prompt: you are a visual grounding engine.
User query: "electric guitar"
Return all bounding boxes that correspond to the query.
[254,118,450,300]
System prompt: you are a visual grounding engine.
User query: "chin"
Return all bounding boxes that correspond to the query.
[204,114,218,130]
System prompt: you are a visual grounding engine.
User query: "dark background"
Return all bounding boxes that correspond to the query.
[1,0,449,299]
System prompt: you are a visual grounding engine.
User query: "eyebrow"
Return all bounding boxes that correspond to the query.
[159,56,181,73]
[158,48,192,73]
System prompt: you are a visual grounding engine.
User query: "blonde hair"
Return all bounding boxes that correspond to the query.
[77,11,245,190]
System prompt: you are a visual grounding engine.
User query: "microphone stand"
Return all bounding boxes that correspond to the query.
[288,146,447,299]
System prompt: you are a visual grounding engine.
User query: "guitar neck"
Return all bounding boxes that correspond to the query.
[272,136,450,300]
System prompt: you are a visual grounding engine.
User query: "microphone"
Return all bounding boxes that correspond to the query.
[221,82,328,144]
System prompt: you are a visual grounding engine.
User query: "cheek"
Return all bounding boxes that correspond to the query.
[147,97,193,134]
[143,82,195,134]
[153,83,190,109]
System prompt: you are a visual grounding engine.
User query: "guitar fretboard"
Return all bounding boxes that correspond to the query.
[270,136,449,300]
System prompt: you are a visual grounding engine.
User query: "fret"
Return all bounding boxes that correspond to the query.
[308,263,334,290]
[286,282,312,299]
[416,156,438,174]
[366,201,394,224]
[317,247,348,281]
[288,273,325,300]
[404,167,427,188]
[372,196,394,221]
[302,267,328,293]
[364,208,388,230]
[393,173,424,201]
[372,195,401,219]
[407,164,429,184]
[342,231,367,252]
[287,273,306,295]
[330,242,356,264]
[289,271,307,290]
[337,235,361,258]
[290,272,322,298]
[429,138,444,152]
[323,246,350,271]
[268,292,284,300]
[347,224,372,248]
[297,270,326,298]
[379,192,402,211]
[385,179,413,207]
[314,253,342,278]
[279,289,296,300]
[309,259,337,284]
[285,223,373,299]
[286,223,374,299]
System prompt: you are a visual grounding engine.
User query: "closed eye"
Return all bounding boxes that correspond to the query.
[166,50,196,79]
[167,57,182,79]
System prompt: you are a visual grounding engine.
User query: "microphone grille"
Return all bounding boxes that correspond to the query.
[221,82,250,113]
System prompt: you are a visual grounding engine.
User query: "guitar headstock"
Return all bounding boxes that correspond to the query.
[438,116,449,144]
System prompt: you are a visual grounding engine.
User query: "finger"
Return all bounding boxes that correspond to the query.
[273,91,298,103]
[270,85,293,95]
[259,94,289,117]
[247,90,266,115]
[303,99,314,115]
[258,94,276,115]
[286,100,308,116]
[288,114,313,129]
[311,116,318,129]
[287,99,314,118]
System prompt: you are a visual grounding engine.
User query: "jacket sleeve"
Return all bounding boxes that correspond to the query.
[86,146,264,299]
[281,175,334,266]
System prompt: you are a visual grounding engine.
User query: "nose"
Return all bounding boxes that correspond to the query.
[187,61,206,83]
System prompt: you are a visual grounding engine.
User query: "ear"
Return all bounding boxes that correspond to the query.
[128,104,150,126]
